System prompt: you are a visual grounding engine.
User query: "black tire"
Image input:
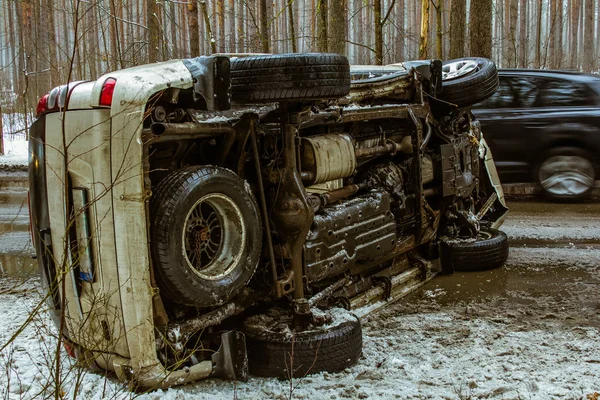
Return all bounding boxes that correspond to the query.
[535,147,596,202]
[447,228,509,272]
[440,57,499,108]
[151,166,262,307]
[244,308,362,378]
[230,53,351,103]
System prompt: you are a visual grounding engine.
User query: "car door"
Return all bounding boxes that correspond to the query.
[530,78,600,153]
[473,74,540,181]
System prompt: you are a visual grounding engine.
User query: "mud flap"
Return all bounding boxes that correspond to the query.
[438,240,455,274]
[211,331,249,381]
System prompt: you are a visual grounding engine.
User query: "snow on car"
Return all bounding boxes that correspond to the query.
[28,53,508,389]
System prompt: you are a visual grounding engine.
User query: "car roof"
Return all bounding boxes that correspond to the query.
[498,69,600,84]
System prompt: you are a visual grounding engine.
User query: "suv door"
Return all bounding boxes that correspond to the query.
[473,75,540,181]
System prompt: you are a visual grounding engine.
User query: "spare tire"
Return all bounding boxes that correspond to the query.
[230,53,351,103]
[439,57,499,108]
[446,228,509,272]
[244,308,362,378]
[151,166,262,307]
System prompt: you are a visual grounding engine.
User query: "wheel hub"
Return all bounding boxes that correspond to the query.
[539,155,595,196]
[182,193,246,280]
[442,60,479,81]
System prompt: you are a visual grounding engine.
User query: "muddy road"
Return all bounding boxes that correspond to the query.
[1,200,599,399]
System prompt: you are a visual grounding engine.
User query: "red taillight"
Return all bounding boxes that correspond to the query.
[36,94,49,117]
[62,340,77,359]
[99,78,116,107]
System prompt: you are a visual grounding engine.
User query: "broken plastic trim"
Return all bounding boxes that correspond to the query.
[182,56,231,112]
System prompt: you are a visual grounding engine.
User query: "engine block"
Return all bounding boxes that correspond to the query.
[304,191,397,282]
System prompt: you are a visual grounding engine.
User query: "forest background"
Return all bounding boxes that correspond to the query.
[0,0,598,120]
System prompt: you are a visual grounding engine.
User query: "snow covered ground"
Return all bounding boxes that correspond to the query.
[1,113,28,167]
[0,112,598,398]
[1,242,599,399]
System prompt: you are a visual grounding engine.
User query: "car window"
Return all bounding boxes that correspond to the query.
[475,76,538,109]
[514,78,539,106]
[535,79,596,107]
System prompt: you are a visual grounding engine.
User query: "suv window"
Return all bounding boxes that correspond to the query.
[476,76,538,109]
[535,79,596,107]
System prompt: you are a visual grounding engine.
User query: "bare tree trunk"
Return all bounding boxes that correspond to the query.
[396,0,405,60]
[570,0,580,69]
[170,1,179,58]
[45,0,59,86]
[148,0,160,62]
[189,0,200,57]
[7,1,19,93]
[259,0,270,52]
[443,0,450,58]
[236,0,244,51]
[506,0,517,66]
[218,0,225,51]
[18,0,34,106]
[288,0,297,52]
[87,3,98,77]
[518,0,528,67]
[117,1,126,64]
[534,0,542,67]
[201,0,217,53]
[180,2,189,56]
[317,0,328,51]
[110,0,121,68]
[329,0,347,55]
[469,0,493,58]
[556,0,564,68]
[419,0,430,59]
[374,0,383,63]
[62,2,70,69]
[582,0,594,71]
[0,105,4,155]
[503,0,510,64]
[228,0,236,52]
[433,0,443,58]
[549,0,557,68]
[137,0,142,48]
[79,3,87,78]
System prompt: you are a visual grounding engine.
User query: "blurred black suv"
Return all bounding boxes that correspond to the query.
[473,69,600,200]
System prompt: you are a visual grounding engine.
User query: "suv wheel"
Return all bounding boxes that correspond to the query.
[230,53,351,103]
[537,147,596,201]
[445,228,509,272]
[151,166,262,307]
[244,308,362,378]
[440,57,499,108]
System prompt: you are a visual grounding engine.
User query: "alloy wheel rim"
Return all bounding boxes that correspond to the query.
[182,193,246,280]
[539,155,595,196]
[442,60,479,81]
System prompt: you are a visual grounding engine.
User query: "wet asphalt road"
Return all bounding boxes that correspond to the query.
[381,198,600,337]
[1,198,600,287]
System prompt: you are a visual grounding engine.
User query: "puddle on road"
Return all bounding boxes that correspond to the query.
[413,262,600,324]
[0,254,37,278]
